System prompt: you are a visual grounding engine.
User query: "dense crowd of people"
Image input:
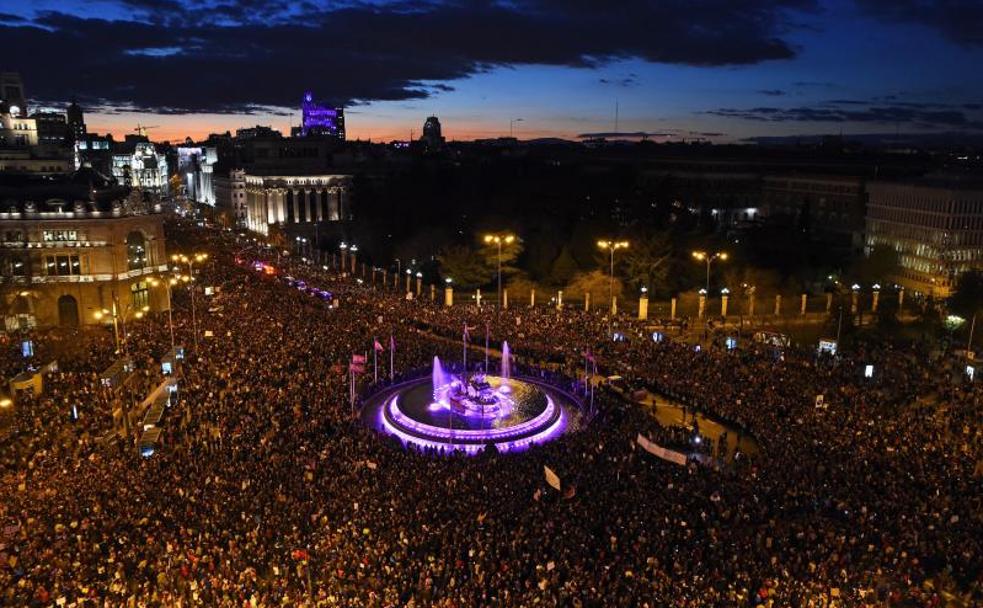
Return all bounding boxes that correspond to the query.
[0,220,979,607]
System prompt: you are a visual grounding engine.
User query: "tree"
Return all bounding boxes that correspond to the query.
[548,246,579,287]
[622,233,672,294]
[949,270,983,320]
[476,235,524,284]
[437,245,493,289]
[851,244,899,285]
[564,270,623,306]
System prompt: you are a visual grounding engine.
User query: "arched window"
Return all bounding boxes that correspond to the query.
[126,231,147,270]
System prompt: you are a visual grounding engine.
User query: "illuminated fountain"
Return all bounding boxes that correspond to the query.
[361,345,580,454]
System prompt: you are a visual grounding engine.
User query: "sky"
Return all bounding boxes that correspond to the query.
[1,0,982,143]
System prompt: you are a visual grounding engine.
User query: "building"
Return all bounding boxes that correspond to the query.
[236,125,281,140]
[300,92,345,139]
[242,172,352,235]
[66,101,86,141]
[75,133,114,175]
[0,72,27,117]
[0,104,38,147]
[0,169,168,328]
[866,177,983,297]
[112,142,169,196]
[762,174,866,254]
[213,169,247,227]
[421,116,445,151]
[0,149,73,175]
[176,146,217,206]
[30,111,70,146]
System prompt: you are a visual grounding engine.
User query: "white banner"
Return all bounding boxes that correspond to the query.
[544,465,561,491]
[636,434,687,466]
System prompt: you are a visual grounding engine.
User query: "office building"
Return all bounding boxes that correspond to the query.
[112,142,169,196]
[866,177,983,297]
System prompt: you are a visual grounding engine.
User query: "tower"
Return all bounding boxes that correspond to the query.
[67,100,87,141]
[0,72,27,117]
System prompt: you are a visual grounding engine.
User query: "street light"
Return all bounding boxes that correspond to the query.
[171,252,208,352]
[691,250,728,293]
[597,240,629,312]
[483,233,516,311]
[148,276,177,349]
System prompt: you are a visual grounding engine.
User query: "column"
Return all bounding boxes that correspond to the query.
[557,290,563,310]
[328,187,340,221]
[698,291,706,319]
[898,287,905,313]
[721,291,729,317]
[292,189,302,224]
[638,292,649,320]
[430,284,436,301]
[503,289,508,309]
[670,297,677,320]
[826,292,833,313]
[316,188,325,222]
[584,292,590,312]
[800,293,807,315]
[476,289,482,307]
[774,294,782,316]
[444,285,453,307]
[612,296,618,315]
[530,289,535,308]
[872,286,880,312]
[339,187,350,220]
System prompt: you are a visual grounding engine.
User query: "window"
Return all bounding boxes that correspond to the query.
[126,231,147,270]
[42,229,79,242]
[131,281,149,310]
[44,254,81,276]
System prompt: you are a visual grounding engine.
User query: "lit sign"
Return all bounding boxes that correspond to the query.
[725,337,737,350]
[864,365,874,378]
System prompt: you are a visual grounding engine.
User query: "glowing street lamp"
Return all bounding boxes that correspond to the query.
[692,250,727,293]
[483,232,516,311]
[597,240,629,312]
[171,252,208,351]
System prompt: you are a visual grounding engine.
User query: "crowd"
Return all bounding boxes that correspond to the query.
[0,220,979,607]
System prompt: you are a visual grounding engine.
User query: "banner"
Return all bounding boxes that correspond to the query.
[636,434,687,466]
[543,465,561,491]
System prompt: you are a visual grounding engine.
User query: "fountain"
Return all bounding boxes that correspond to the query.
[361,343,580,454]
[432,356,449,399]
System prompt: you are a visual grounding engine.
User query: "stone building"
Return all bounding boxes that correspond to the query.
[0,170,169,328]
[242,173,352,236]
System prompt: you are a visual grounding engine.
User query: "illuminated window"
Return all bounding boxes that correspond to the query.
[131,281,149,309]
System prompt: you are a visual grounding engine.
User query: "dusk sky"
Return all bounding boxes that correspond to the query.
[2,0,982,143]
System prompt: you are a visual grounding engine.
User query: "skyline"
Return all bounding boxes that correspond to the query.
[2,0,982,143]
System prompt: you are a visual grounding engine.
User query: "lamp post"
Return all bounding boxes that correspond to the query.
[172,252,207,352]
[94,302,149,355]
[483,233,516,311]
[148,276,177,349]
[691,250,728,294]
[597,240,629,312]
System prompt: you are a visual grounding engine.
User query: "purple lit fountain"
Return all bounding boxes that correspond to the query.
[362,345,580,454]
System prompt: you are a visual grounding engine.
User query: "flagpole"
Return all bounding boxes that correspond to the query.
[484,322,489,373]
[463,323,468,378]
[389,335,394,380]
[373,338,378,383]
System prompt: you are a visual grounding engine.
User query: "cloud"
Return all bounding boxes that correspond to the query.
[600,73,640,87]
[758,89,786,96]
[705,98,983,130]
[2,0,815,114]
[856,0,983,47]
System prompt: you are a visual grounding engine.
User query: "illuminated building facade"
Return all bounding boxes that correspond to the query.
[0,180,168,328]
[301,92,345,139]
[866,179,983,297]
[112,142,169,196]
[213,169,247,227]
[176,146,217,206]
[421,115,445,151]
[243,172,352,235]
